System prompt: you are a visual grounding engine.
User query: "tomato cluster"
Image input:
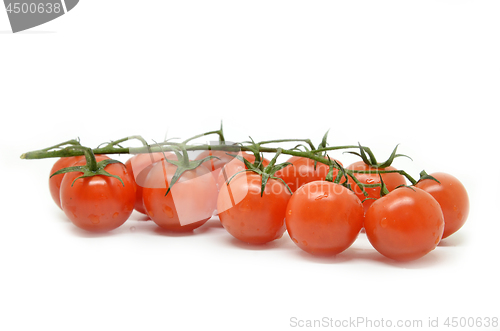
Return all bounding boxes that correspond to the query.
[49,149,469,262]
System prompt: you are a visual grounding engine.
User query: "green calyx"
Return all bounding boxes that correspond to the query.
[241,136,266,167]
[226,148,293,197]
[358,174,390,203]
[417,170,440,184]
[327,157,380,199]
[325,156,350,187]
[162,147,220,196]
[378,173,390,197]
[312,130,330,171]
[50,146,125,186]
[142,126,229,196]
[347,143,412,169]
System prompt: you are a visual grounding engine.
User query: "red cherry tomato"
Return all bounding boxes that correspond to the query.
[275,156,341,193]
[60,156,135,232]
[415,172,469,239]
[49,156,85,209]
[346,161,407,213]
[142,160,218,232]
[285,181,364,256]
[217,152,270,189]
[364,186,444,261]
[217,172,291,244]
[125,152,174,215]
[49,155,110,209]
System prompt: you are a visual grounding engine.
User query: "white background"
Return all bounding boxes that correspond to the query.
[1,1,499,330]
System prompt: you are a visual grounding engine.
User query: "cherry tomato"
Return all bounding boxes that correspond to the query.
[346,161,407,213]
[415,172,469,239]
[274,156,341,193]
[142,160,218,232]
[364,186,444,261]
[217,172,291,244]
[49,155,109,209]
[285,181,364,256]
[60,156,135,232]
[125,152,174,215]
[217,152,270,189]
[49,156,85,209]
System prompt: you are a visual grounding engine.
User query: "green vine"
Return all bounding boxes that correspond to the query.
[21,125,429,195]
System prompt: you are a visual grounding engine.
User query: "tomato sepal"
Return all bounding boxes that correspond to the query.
[50,159,126,186]
[325,157,347,184]
[417,170,441,184]
[376,144,412,168]
[227,148,294,196]
[346,172,370,197]
[163,152,220,196]
[312,130,331,170]
[378,173,390,197]
[224,152,265,170]
[347,143,412,169]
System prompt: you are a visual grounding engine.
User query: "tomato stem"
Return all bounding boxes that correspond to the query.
[21,126,422,194]
[258,138,316,151]
[68,146,98,171]
[105,135,149,148]
[182,123,225,144]
[41,138,81,151]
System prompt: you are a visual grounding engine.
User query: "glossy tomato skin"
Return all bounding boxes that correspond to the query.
[49,156,85,209]
[346,161,407,214]
[60,156,135,232]
[285,181,364,256]
[49,155,110,209]
[217,152,270,189]
[125,152,174,215]
[415,172,469,239]
[142,160,218,232]
[217,172,291,244]
[364,187,444,261]
[274,156,341,193]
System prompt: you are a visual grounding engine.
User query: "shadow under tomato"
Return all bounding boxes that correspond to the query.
[291,243,381,264]
[352,232,448,268]
[360,248,447,269]
[135,215,152,222]
[53,209,71,223]
[68,225,122,238]
[383,251,446,269]
[223,235,290,251]
[292,243,447,268]
[204,217,225,229]
[438,231,467,247]
[294,250,356,264]
[151,223,215,237]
